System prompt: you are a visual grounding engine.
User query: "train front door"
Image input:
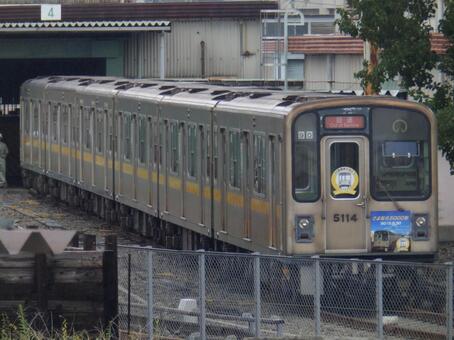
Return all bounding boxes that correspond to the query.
[322,136,368,253]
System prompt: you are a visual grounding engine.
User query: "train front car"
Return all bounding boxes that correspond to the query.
[286,97,437,260]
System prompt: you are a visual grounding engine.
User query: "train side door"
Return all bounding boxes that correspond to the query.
[323,136,368,252]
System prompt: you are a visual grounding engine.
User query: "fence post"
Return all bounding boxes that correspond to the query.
[147,249,153,340]
[446,262,453,340]
[253,253,261,337]
[198,250,206,340]
[375,259,383,339]
[312,255,321,336]
[127,253,131,335]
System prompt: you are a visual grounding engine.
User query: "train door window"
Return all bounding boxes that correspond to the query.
[138,116,146,164]
[62,106,68,145]
[107,112,113,154]
[170,121,180,174]
[96,111,103,153]
[253,133,267,196]
[229,130,241,189]
[206,128,211,181]
[23,100,30,135]
[148,118,154,166]
[123,114,132,161]
[187,124,197,179]
[33,103,39,137]
[206,127,218,183]
[84,108,92,150]
[330,142,359,199]
[159,120,164,167]
[52,104,58,142]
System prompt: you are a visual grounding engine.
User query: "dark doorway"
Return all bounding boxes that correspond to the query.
[0,58,106,105]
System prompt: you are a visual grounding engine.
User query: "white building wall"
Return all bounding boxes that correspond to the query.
[124,19,261,79]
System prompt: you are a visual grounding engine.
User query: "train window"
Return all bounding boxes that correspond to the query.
[23,100,30,135]
[96,112,103,153]
[62,106,68,144]
[159,120,164,167]
[149,119,155,165]
[371,108,430,200]
[253,133,266,196]
[229,130,241,189]
[123,114,132,160]
[169,121,179,173]
[293,112,319,202]
[107,111,113,153]
[206,128,219,181]
[187,124,197,179]
[33,103,39,137]
[330,142,359,199]
[84,108,92,150]
[139,116,147,164]
[52,105,58,142]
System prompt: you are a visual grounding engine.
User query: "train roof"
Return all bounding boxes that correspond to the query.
[21,75,419,117]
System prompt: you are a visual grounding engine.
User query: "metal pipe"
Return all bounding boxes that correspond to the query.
[127,253,131,335]
[375,258,383,339]
[446,262,453,340]
[147,250,154,340]
[284,10,288,91]
[253,253,261,337]
[159,32,166,80]
[201,41,206,79]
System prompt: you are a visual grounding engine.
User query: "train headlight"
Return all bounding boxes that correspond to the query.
[295,216,314,243]
[412,213,430,240]
[415,216,426,227]
[298,218,310,229]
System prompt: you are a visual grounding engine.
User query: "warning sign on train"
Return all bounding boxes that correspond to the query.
[331,167,359,196]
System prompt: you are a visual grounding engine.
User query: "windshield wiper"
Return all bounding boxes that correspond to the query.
[377,178,404,211]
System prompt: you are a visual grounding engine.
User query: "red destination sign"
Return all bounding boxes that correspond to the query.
[324,115,365,129]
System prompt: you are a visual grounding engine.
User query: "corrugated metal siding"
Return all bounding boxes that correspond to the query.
[124,20,261,79]
[304,54,362,90]
[332,54,362,90]
[304,55,330,90]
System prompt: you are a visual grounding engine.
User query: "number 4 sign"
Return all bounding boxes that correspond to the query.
[41,4,61,21]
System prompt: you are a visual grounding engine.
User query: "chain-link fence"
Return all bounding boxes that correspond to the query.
[118,246,453,339]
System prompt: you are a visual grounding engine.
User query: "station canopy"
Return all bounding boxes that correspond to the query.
[0,20,171,33]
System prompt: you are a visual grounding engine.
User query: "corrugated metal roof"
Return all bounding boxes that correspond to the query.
[0,20,171,32]
[0,2,277,22]
[431,32,450,55]
[289,35,364,55]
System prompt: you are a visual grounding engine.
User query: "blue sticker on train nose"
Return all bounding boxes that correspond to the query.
[371,211,412,252]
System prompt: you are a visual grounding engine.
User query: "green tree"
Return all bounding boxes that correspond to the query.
[337,0,454,171]
[337,0,437,94]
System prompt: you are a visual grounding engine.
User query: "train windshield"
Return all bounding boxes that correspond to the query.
[293,112,319,201]
[371,108,431,200]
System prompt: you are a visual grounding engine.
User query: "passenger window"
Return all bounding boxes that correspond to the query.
[229,130,241,189]
[33,102,39,137]
[84,108,92,150]
[253,133,266,196]
[148,118,154,165]
[96,111,103,153]
[62,106,68,144]
[123,114,132,160]
[23,100,30,135]
[139,116,147,164]
[187,124,197,179]
[52,104,58,142]
[169,121,179,173]
[159,120,164,167]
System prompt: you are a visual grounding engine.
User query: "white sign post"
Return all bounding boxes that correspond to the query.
[41,4,61,21]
